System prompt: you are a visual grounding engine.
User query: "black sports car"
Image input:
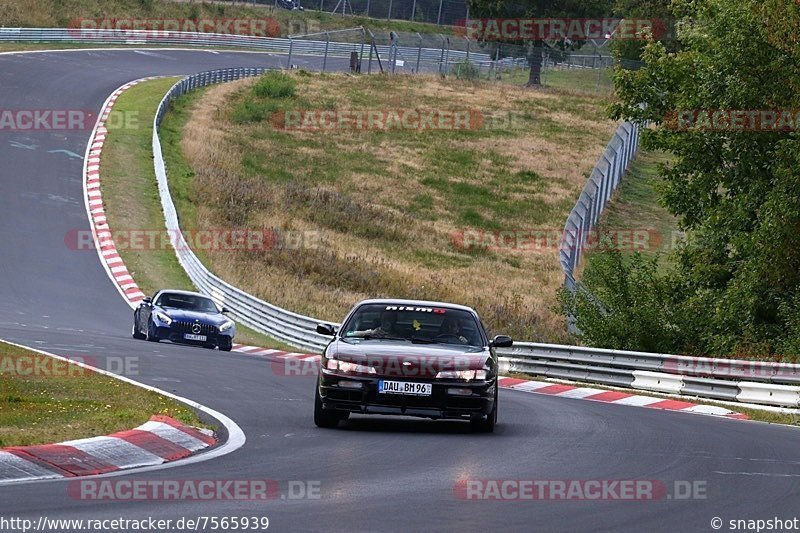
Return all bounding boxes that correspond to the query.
[132,290,235,351]
[314,299,513,432]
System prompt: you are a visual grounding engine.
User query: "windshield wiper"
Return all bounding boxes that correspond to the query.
[411,335,436,344]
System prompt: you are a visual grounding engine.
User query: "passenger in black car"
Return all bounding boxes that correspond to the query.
[352,310,399,338]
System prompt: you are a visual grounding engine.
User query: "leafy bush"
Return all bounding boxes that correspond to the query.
[558,250,686,353]
[452,60,480,81]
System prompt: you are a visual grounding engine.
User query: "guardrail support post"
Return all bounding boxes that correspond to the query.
[287,37,294,70]
[322,32,329,72]
[415,32,422,74]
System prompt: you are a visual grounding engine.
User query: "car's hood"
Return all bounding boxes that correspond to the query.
[327,339,491,376]
[158,307,227,325]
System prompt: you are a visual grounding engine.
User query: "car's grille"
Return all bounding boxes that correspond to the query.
[173,321,218,335]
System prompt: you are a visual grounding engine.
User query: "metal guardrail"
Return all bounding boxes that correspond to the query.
[149,69,799,409]
[0,28,495,70]
[559,121,641,292]
[497,343,800,407]
[152,68,339,352]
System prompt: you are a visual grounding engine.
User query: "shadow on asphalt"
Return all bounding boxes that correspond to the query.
[336,416,514,436]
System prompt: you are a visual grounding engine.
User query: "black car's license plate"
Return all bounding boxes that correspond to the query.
[378,380,432,396]
[184,333,207,342]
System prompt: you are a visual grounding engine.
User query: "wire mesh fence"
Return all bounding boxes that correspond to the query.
[224,0,470,26]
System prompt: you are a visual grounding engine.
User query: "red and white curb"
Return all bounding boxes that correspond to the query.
[230,344,749,421]
[0,416,215,484]
[83,77,161,308]
[496,377,748,420]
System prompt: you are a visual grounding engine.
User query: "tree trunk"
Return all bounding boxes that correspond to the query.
[526,45,543,87]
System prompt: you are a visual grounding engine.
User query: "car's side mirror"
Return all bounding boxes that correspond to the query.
[222,307,230,314]
[316,323,336,336]
[142,297,152,304]
[489,335,513,348]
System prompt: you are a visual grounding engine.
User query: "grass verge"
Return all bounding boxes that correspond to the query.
[0,340,204,447]
[162,71,618,341]
[101,77,297,352]
[584,150,677,270]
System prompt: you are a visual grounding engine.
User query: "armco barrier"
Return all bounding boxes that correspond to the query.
[631,370,683,394]
[147,69,799,410]
[152,68,339,353]
[0,28,494,71]
[736,382,800,407]
[560,121,641,293]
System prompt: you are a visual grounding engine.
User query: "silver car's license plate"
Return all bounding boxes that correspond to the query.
[184,333,207,341]
[378,380,432,396]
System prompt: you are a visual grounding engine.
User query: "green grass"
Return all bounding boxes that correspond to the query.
[500,66,615,95]
[101,77,298,352]
[154,70,617,341]
[588,150,677,269]
[0,341,205,447]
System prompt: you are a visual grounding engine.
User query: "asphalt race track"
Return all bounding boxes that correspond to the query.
[1,49,799,532]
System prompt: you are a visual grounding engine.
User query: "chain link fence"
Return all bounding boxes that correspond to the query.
[222,0,469,26]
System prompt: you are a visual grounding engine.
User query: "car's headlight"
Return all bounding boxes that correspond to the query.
[325,359,376,375]
[154,311,172,325]
[435,369,488,381]
[219,320,234,332]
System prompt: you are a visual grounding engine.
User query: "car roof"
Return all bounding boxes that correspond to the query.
[353,298,477,314]
[155,289,212,299]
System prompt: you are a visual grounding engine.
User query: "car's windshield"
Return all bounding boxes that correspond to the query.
[156,293,219,313]
[341,303,484,347]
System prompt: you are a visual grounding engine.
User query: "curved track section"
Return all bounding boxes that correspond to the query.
[0,49,798,532]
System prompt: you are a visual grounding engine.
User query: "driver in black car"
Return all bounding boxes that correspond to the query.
[438,317,469,344]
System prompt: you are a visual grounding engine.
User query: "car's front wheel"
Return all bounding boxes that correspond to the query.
[145,321,160,342]
[314,382,342,428]
[218,338,233,352]
[132,316,145,340]
[470,387,498,433]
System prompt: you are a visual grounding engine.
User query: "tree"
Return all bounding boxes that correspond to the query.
[610,0,676,62]
[466,0,614,86]
[602,0,800,357]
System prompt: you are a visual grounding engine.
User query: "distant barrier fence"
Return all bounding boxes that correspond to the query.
[0,27,499,72]
[152,68,333,352]
[559,121,641,292]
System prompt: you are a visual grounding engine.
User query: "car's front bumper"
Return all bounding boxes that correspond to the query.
[152,325,234,348]
[318,371,496,420]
